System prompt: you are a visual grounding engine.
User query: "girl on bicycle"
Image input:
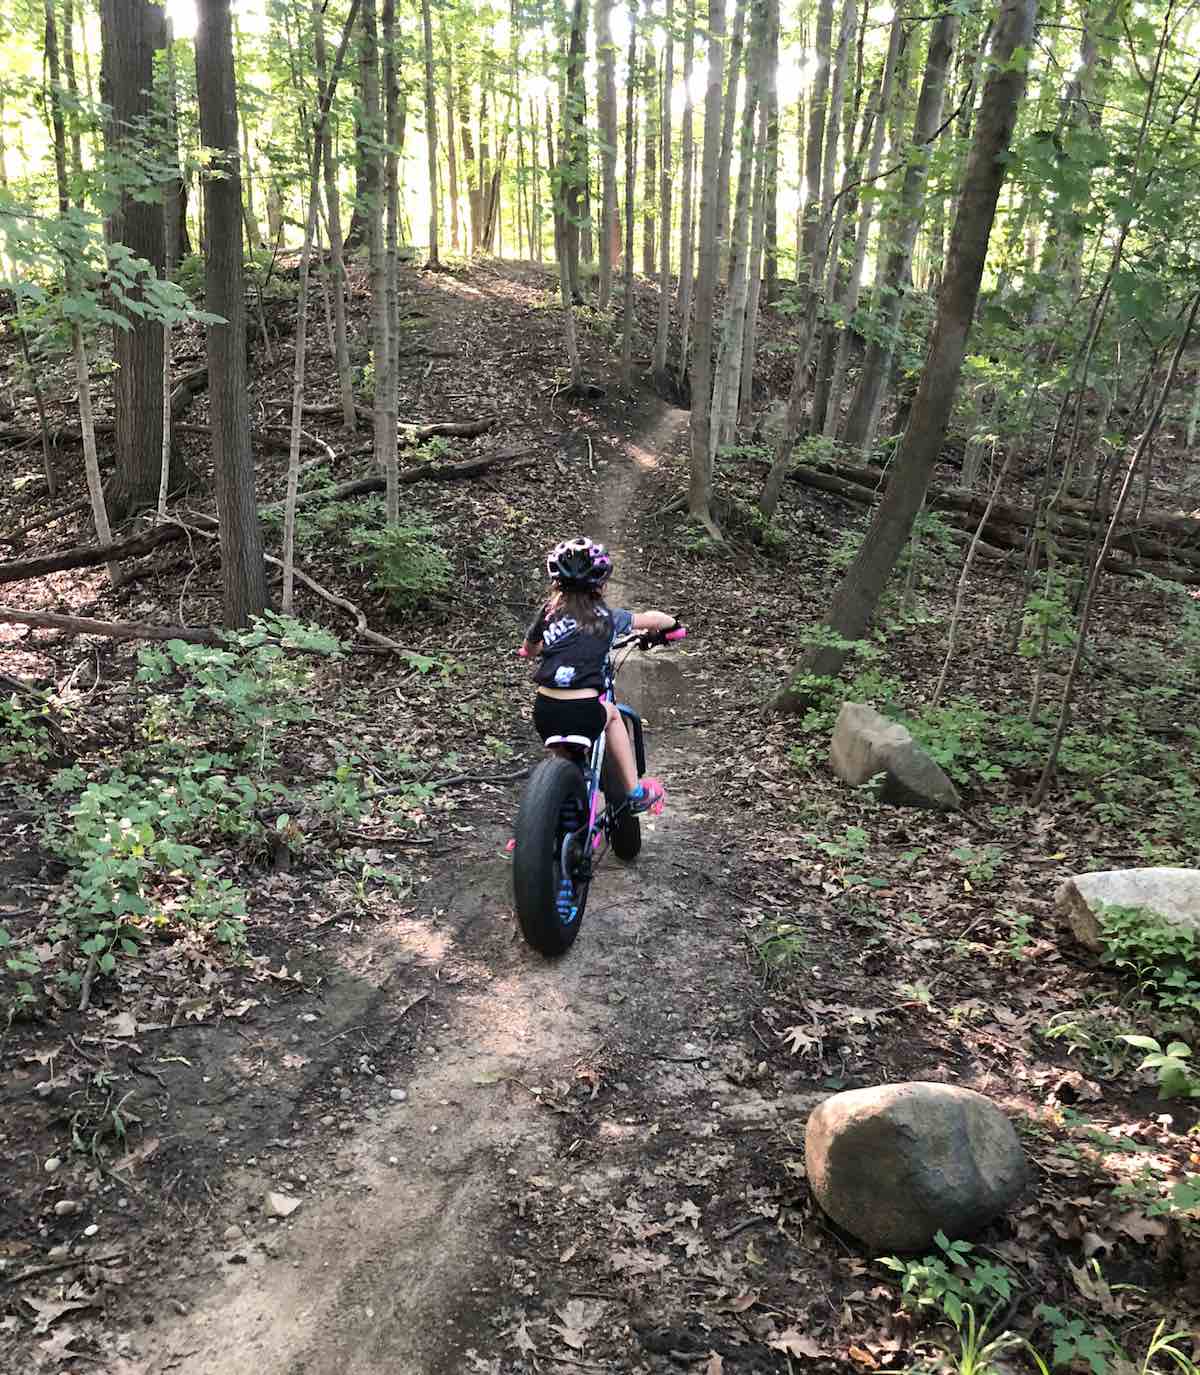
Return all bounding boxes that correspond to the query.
[521,537,677,815]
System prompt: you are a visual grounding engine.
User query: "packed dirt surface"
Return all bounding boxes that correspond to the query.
[129,407,764,1375]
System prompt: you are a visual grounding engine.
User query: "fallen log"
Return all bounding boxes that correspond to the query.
[788,463,1200,585]
[0,448,539,585]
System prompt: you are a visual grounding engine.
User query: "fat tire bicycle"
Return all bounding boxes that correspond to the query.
[512,625,686,957]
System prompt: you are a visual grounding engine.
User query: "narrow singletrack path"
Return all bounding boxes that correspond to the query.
[134,402,762,1375]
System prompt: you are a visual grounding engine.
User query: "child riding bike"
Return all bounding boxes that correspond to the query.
[521,536,679,815]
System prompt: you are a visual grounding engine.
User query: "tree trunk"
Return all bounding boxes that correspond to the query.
[383,0,401,519]
[596,0,619,310]
[840,9,959,455]
[758,0,857,520]
[761,0,781,305]
[621,2,638,386]
[675,0,697,380]
[799,0,835,285]
[564,0,589,300]
[711,0,766,456]
[313,0,356,431]
[653,0,675,377]
[777,0,1035,709]
[686,0,726,533]
[195,0,268,627]
[362,0,391,506]
[738,74,772,427]
[61,0,84,206]
[824,9,904,438]
[715,0,748,277]
[73,329,119,585]
[421,0,440,267]
[550,99,585,390]
[444,33,460,252]
[100,0,169,518]
[641,0,657,277]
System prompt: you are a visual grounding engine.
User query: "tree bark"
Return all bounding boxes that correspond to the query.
[799,0,835,285]
[100,0,169,518]
[715,0,748,277]
[758,0,857,520]
[824,9,904,437]
[641,0,658,277]
[596,0,619,310]
[686,0,726,533]
[675,0,697,382]
[738,72,772,427]
[621,2,638,386]
[839,9,959,454]
[195,0,268,627]
[653,0,675,377]
[564,0,589,300]
[61,0,84,206]
[421,0,441,267]
[776,0,1035,710]
[761,0,781,304]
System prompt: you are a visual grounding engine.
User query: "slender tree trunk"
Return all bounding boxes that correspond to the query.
[159,22,180,516]
[444,33,460,251]
[687,0,726,534]
[711,0,766,456]
[383,0,401,519]
[100,0,169,517]
[1035,290,1200,800]
[195,0,268,627]
[653,0,675,377]
[61,0,84,206]
[421,0,440,267]
[596,0,619,309]
[824,9,903,437]
[840,8,959,455]
[715,0,748,277]
[762,0,781,304]
[799,0,835,285]
[531,96,543,261]
[621,3,638,386]
[675,0,697,381]
[777,0,1036,708]
[738,80,771,427]
[283,0,362,611]
[641,0,657,276]
[362,0,391,502]
[550,99,585,389]
[564,0,589,299]
[758,0,857,519]
[313,0,357,431]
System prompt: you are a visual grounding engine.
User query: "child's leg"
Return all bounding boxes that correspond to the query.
[604,702,639,795]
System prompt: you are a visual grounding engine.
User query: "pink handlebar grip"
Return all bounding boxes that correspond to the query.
[517,645,530,658]
[665,626,687,642]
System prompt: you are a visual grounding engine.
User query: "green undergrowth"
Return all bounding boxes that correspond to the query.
[0,614,442,1020]
[879,1231,1198,1375]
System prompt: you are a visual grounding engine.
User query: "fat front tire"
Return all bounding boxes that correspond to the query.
[512,757,590,957]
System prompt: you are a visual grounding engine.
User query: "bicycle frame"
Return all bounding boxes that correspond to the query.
[545,638,647,870]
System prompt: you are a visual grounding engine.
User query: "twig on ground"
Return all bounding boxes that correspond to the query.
[78,952,100,1012]
[1,1251,126,1288]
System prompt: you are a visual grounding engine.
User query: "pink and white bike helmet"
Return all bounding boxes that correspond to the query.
[546,536,613,589]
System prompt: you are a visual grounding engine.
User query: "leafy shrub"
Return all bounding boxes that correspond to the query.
[354,517,452,610]
[1097,903,1200,1019]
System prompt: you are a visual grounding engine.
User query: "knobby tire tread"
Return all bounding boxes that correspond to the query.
[512,757,589,957]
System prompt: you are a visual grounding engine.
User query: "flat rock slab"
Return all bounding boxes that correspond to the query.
[1056,867,1200,952]
[829,702,960,810]
[805,1082,1027,1252]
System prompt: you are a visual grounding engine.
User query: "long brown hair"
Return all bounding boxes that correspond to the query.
[546,585,610,637]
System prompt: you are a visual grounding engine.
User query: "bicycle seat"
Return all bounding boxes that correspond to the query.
[544,733,593,750]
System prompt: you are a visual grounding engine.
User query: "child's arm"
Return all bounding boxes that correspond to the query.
[520,605,548,657]
[631,610,678,633]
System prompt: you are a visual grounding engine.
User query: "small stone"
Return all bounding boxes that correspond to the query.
[1056,867,1200,952]
[48,1245,70,1262]
[339,1088,351,1102]
[44,1157,62,1174]
[83,1224,99,1238]
[320,1115,335,1127]
[54,1200,81,1217]
[830,702,960,810]
[389,1089,408,1103]
[223,1224,245,1242]
[265,1191,302,1219]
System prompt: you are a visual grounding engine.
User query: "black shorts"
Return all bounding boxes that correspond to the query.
[532,694,607,744]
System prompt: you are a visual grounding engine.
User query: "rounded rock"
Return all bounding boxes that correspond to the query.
[804,1082,1028,1252]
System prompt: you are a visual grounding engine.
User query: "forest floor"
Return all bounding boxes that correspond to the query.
[1,258,1199,1374]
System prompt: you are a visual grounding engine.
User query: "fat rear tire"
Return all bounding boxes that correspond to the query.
[512,757,590,957]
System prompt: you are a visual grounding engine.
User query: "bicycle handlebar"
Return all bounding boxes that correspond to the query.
[518,625,687,656]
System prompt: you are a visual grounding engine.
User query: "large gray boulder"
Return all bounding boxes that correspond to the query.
[1055,868,1200,953]
[805,1083,1028,1252]
[829,702,960,810]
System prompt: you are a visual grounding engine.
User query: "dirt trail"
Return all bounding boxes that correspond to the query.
[133,403,755,1375]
